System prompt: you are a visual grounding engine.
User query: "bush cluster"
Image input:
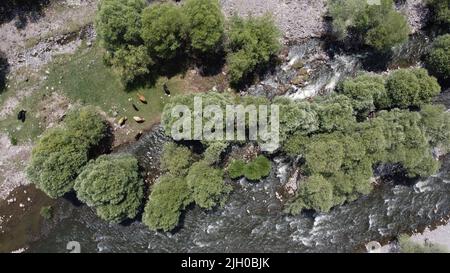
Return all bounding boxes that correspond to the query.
[96,0,280,87]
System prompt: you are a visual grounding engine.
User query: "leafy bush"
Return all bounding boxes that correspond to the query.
[202,141,229,165]
[95,0,146,51]
[74,154,144,223]
[228,156,271,181]
[27,108,107,199]
[338,73,388,116]
[142,174,193,231]
[141,3,188,60]
[328,0,409,51]
[227,15,281,86]
[184,0,224,56]
[160,143,194,176]
[111,45,153,85]
[426,34,450,82]
[386,68,441,108]
[427,0,450,28]
[40,206,53,220]
[27,129,89,198]
[64,106,108,147]
[186,161,231,209]
[228,159,246,179]
[287,175,334,214]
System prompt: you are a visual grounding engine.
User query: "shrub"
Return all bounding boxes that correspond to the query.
[111,45,153,85]
[27,129,89,198]
[227,15,281,86]
[141,3,188,60]
[386,68,441,108]
[64,106,108,147]
[426,34,450,82]
[427,0,450,28]
[338,73,388,115]
[95,0,146,51]
[328,0,409,51]
[288,175,334,213]
[27,108,107,199]
[142,174,193,232]
[186,161,232,209]
[184,0,224,56]
[203,141,229,165]
[228,156,271,181]
[160,143,194,176]
[40,206,53,220]
[228,159,246,179]
[243,155,271,181]
[74,154,144,223]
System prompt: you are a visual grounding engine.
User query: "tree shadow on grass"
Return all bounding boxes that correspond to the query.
[0,50,9,93]
[0,0,50,29]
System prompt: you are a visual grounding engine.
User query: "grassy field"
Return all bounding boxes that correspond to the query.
[0,42,227,146]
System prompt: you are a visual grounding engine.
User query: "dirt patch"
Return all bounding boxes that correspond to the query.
[0,134,32,200]
[36,91,75,128]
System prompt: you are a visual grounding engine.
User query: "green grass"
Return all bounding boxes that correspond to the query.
[0,43,193,145]
[45,43,188,142]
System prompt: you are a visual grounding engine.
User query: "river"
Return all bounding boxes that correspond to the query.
[16,32,449,253]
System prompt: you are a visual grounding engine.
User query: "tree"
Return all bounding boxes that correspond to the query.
[427,0,450,29]
[304,135,344,176]
[386,68,441,108]
[289,175,334,213]
[274,97,319,142]
[142,174,193,231]
[203,141,229,165]
[364,7,409,52]
[316,95,355,133]
[141,3,188,60]
[184,0,224,56]
[27,108,107,199]
[64,106,108,147]
[227,15,281,86]
[186,161,232,209]
[74,154,144,223]
[111,45,153,85]
[426,34,450,82]
[338,73,388,116]
[95,0,146,51]
[27,129,89,198]
[328,0,409,51]
[160,143,194,176]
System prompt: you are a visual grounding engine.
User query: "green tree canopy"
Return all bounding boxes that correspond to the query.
[426,34,450,82]
[386,68,441,108]
[186,161,231,209]
[141,3,188,60]
[427,0,450,29]
[142,174,193,232]
[227,15,281,86]
[95,0,146,51]
[27,107,107,199]
[27,129,89,198]
[328,0,409,51]
[184,0,224,56]
[160,142,194,176]
[74,154,144,223]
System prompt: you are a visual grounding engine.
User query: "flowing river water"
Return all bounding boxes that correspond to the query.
[11,33,450,253]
